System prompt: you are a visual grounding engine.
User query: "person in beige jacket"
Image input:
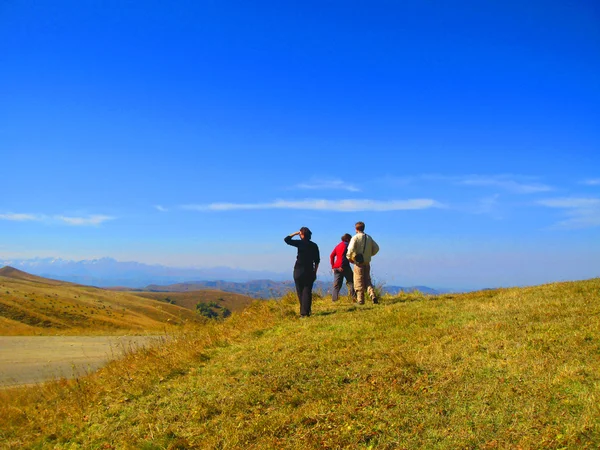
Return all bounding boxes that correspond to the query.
[346,221,380,304]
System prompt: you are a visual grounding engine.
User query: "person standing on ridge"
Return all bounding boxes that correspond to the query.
[330,233,356,302]
[285,227,320,317]
[347,221,380,305]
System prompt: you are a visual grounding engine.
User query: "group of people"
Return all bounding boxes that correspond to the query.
[284,221,380,317]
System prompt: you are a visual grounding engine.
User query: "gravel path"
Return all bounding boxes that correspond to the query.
[0,336,157,388]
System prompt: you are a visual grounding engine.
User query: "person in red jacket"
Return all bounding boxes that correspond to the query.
[330,233,356,302]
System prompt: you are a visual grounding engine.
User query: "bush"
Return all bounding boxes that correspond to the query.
[196,303,219,319]
[196,302,231,320]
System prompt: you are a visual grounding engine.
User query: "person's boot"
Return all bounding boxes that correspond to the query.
[356,291,365,305]
[368,286,379,304]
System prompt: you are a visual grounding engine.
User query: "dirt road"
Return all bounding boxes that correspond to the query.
[0,336,157,388]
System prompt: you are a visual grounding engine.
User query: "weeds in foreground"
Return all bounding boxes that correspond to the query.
[1,279,599,449]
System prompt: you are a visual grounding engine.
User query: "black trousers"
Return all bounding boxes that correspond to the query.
[294,269,315,316]
[332,265,356,302]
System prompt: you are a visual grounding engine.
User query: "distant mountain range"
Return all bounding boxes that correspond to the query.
[0,257,289,287]
[0,257,449,297]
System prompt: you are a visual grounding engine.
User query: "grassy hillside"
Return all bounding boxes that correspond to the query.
[0,267,202,335]
[1,278,599,448]
[132,289,254,313]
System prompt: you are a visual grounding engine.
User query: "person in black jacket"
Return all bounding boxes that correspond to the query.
[284,227,320,317]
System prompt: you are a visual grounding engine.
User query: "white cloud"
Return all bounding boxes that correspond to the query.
[454,175,552,194]
[539,198,600,208]
[581,179,600,186]
[411,174,551,194]
[538,197,600,229]
[1,212,114,226]
[295,178,361,192]
[154,205,168,212]
[182,198,441,212]
[54,215,115,226]
[474,194,502,218]
[0,213,41,221]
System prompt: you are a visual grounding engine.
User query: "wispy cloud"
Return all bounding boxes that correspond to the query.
[55,215,114,226]
[451,175,552,194]
[182,198,441,212]
[154,205,168,212]
[0,213,41,221]
[0,212,114,226]
[389,174,552,194]
[538,197,600,229]
[380,174,552,194]
[581,179,600,186]
[539,198,600,208]
[474,194,503,219]
[294,178,361,192]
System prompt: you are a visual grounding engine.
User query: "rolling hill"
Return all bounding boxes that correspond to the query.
[0,266,203,335]
[2,278,599,448]
[132,289,254,313]
[0,266,65,285]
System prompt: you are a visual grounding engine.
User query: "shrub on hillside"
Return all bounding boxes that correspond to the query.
[196,302,232,320]
[196,302,219,319]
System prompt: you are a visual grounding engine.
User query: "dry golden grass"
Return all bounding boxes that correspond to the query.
[0,278,599,448]
[0,271,202,335]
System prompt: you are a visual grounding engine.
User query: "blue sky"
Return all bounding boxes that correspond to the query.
[1,0,599,289]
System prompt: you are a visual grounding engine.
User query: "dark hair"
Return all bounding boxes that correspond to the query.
[341,233,352,242]
[300,226,312,240]
[355,221,365,232]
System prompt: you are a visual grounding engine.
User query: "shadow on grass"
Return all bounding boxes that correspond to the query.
[314,311,337,317]
[385,294,439,305]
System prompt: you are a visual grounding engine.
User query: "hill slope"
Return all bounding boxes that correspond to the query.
[1,278,599,448]
[0,267,202,335]
[0,266,67,285]
[132,289,254,313]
